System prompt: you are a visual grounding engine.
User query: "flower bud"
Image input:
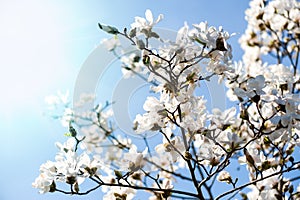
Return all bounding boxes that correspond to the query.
[114,170,123,179]
[98,23,119,35]
[244,148,255,166]
[215,36,227,51]
[74,182,79,193]
[217,171,232,184]
[66,176,77,185]
[69,124,77,137]
[49,181,56,193]
[184,151,192,160]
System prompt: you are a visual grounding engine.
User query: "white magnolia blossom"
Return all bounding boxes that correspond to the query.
[120,145,147,172]
[131,9,163,37]
[103,186,136,200]
[33,138,102,194]
[217,171,232,184]
[155,136,185,162]
[34,2,300,199]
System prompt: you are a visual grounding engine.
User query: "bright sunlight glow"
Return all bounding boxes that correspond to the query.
[0,1,73,119]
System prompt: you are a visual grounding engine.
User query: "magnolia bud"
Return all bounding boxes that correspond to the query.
[215,36,227,51]
[184,151,192,160]
[244,148,255,166]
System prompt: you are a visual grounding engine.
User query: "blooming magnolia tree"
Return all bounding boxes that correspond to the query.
[33,0,300,199]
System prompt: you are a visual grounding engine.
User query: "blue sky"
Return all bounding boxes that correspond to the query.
[0,1,250,199]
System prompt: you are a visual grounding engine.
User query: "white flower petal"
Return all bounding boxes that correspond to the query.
[145,9,153,24]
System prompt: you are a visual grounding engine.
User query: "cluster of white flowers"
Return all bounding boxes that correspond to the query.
[240,0,300,67]
[34,1,300,199]
[226,0,300,198]
[32,138,102,194]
